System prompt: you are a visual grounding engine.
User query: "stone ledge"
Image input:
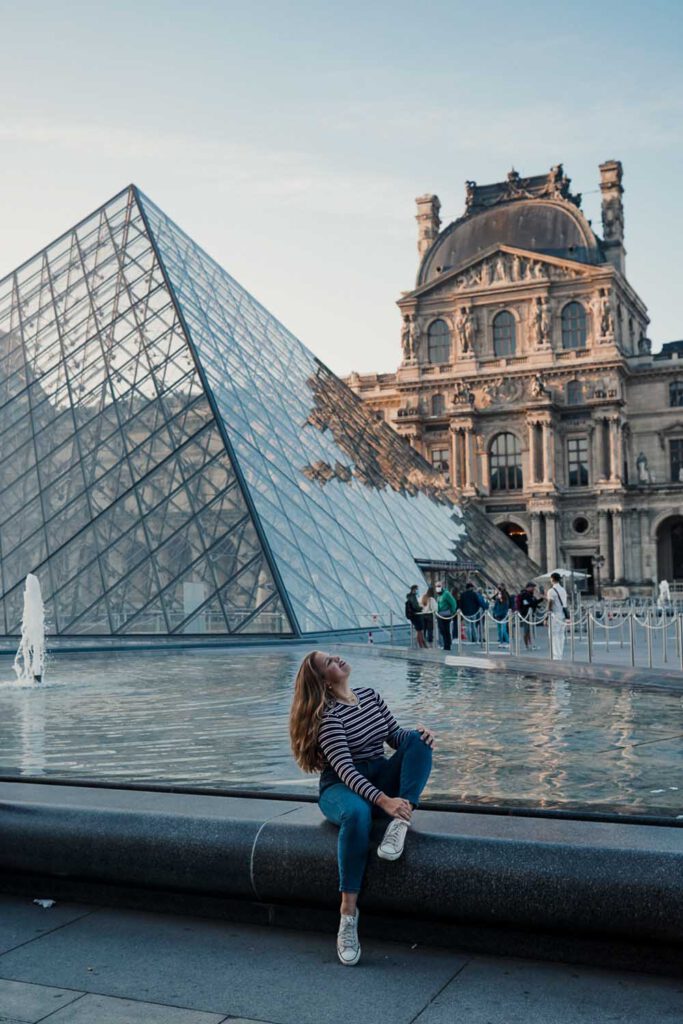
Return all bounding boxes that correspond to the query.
[1,781,681,956]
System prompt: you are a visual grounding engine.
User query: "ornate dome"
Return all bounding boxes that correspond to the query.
[418,168,604,287]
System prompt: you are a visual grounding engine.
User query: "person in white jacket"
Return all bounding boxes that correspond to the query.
[546,572,569,659]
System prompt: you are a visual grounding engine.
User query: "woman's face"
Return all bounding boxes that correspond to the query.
[313,651,351,686]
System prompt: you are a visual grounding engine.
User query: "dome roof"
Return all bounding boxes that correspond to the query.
[418,175,604,287]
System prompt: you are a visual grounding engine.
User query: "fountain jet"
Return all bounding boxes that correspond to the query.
[13,573,46,684]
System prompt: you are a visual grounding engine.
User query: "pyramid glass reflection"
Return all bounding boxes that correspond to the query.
[0,186,536,636]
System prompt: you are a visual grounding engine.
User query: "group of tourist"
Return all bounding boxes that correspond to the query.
[405,573,569,659]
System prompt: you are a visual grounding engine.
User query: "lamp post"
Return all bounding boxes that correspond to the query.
[592,553,606,602]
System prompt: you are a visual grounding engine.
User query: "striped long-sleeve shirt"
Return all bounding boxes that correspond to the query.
[317,687,410,804]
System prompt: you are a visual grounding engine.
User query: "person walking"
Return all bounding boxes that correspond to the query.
[419,585,437,645]
[435,582,457,650]
[546,572,569,660]
[405,585,427,648]
[516,582,539,650]
[449,586,460,642]
[290,651,435,966]
[458,581,484,644]
[492,584,511,645]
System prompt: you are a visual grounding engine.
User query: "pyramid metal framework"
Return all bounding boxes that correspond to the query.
[0,186,537,636]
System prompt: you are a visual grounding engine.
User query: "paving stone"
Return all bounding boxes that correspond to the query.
[0,978,82,1022]
[412,955,683,1023]
[0,896,92,955]
[0,906,466,1024]
[43,992,226,1023]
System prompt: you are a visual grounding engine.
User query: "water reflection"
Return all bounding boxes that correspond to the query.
[0,648,679,817]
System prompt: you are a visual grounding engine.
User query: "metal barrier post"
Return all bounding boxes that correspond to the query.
[484,612,490,654]
[457,611,462,656]
[620,614,625,649]
[548,612,553,660]
[678,614,683,672]
[587,615,593,663]
[629,613,636,667]
[647,610,653,669]
[389,610,394,646]
[605,614,610,653]
[663,613,668,664]
[569,612,575,662]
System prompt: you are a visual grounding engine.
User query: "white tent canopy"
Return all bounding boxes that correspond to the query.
[534,568,590,584]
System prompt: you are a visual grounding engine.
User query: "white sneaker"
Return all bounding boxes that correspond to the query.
[337,911,361,966]
[377,818,410,861]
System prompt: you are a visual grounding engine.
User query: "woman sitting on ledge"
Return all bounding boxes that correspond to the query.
[289,651,435,966]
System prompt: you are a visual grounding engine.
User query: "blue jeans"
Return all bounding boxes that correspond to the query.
[319,731,433,893]
[496,619,509,643]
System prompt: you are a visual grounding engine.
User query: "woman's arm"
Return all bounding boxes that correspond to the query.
[318,717,382,804]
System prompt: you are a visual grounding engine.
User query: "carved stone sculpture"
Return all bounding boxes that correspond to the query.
[511,254,523,282]
[636,451,650,484]
[595,289,614,338]
[493,255,506,282]
[532,297,550,347]
[401,316,412,362]
[530,373,548,398]
[453,380,475,405]
[456,306,477,354]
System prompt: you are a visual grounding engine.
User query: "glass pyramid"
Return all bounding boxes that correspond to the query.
[0,186,536,637]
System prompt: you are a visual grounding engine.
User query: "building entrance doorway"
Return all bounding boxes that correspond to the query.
[571,555,594,594]
[657,515,683,582]
[497,521,528,555]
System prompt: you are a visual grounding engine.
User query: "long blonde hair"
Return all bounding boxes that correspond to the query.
[289,650,331,773]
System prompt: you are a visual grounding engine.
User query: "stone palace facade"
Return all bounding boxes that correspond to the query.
[347,162,683,595]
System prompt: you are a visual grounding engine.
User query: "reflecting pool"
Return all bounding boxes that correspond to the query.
[0,646,681,818]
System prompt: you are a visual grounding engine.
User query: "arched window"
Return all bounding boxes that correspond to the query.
[492,311,516,357]
[561,301,587,349]
[427,320,451,364]
[566,380,583,405]
[431,394,445,416]
[489,433,523,491]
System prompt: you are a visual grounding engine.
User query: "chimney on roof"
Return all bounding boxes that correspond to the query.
[415,194,441,258]
[599,160,625,275]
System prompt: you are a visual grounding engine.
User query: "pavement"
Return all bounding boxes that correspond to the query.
[0,895,681,1024]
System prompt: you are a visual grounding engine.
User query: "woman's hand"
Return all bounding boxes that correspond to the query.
[417,724,435,748]
[377,794,412,820]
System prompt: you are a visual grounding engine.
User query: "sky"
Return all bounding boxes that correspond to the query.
[0,0,681,375]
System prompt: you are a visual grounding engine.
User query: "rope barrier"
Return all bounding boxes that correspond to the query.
[406,603,683,669]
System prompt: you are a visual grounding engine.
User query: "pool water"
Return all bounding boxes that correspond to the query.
[0,646,681,818]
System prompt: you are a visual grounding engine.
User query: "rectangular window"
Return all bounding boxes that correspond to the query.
[567,437,589,487]
[670,382,683,407]
[431,448,449,473]
[670,439,683,483]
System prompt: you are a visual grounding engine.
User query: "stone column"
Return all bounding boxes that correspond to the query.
[593,419,605,481]
[449,427,461,489]
[545,512,558,570]
[542,421,554,485]
[529,512,542,565]
[527,420,537,485]
[612,510,624,581]
[464,428,476,491]
[608,417,621,482]
[639,509,649,581]
[598,510,611,579]
[479,440,490,493]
